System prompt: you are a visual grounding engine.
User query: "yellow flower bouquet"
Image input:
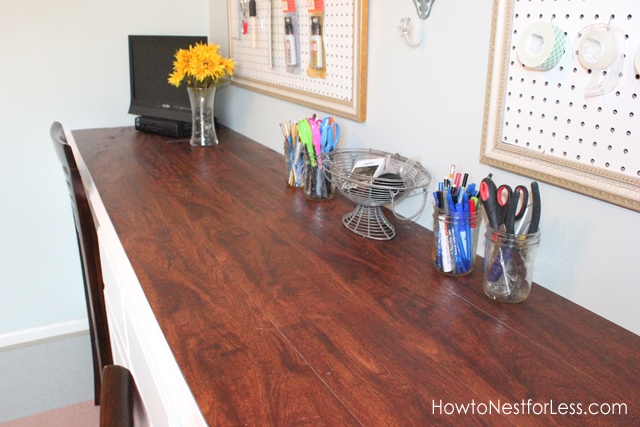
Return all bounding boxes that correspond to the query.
[168,42,235,88]
[168,42,235,146]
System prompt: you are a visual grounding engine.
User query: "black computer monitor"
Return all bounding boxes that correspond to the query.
[128,35,207,123]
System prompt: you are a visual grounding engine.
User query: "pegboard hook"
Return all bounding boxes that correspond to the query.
[412,0,435,20]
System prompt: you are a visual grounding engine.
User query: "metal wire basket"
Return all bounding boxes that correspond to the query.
[321,149,431,240]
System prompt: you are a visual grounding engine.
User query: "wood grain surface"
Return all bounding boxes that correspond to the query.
[73,126,640,426]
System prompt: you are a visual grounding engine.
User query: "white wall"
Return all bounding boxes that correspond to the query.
[0,0,209,339]
[211,0,640,335]
[1,0,637,342]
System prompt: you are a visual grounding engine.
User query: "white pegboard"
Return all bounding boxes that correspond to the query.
[502,0,640,178]
[230,0,356,102]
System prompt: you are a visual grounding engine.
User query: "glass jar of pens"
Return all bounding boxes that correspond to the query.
[480,178,542,303]
[432,168,483,276]
[432,192,483,276]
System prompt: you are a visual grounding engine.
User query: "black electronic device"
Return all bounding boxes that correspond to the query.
[135,116,192,137]
[128,35,207,134]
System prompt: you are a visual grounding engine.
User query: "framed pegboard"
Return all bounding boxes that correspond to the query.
[481,0,640,212]
[227,0,368,122]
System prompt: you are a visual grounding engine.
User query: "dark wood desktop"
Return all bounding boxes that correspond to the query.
[73,126,639,426]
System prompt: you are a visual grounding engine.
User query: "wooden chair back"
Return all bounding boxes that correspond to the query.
[50,121,113,405]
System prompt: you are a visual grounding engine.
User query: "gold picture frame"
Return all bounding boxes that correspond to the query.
[227,0,368,122]
[480,0,640,212]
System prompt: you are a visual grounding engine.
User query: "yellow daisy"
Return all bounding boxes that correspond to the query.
[168,42,234,88]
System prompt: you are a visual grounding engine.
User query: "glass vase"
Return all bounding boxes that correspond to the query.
[187,85,218,146]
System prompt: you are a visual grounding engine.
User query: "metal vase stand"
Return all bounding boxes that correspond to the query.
[321,149,431,240]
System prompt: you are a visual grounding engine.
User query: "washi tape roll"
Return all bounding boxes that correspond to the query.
[577,28,619,70]
[516,22,566,71]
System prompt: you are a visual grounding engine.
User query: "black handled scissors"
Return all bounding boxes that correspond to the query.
[528,181,541,234]
[496,184,528,227]
[480,178,529,233]
[480,177,501,230]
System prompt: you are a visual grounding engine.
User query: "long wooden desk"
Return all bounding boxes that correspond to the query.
[71,126,639,426]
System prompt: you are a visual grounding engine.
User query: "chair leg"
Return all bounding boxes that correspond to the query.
[91,338,102,405]
[99,365,134,427]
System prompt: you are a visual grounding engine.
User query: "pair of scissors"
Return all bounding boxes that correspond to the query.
[480,178,528,233]
[320,117,340,153]
[479,177,501,230]
[308,118,322,158]
[496,184,528,231]
[297,118,316,167]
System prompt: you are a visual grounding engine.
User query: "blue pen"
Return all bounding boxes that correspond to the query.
[446,191,455,213]
[454,199,468,272]
[462,192,471,270]
[447,191,465,273]
[466,183,476,197]
[457,187,465,204]
[447,196,459,273]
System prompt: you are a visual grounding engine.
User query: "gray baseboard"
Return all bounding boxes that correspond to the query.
[0,331,94,423]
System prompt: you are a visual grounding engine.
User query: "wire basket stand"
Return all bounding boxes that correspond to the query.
[321,149,431,240]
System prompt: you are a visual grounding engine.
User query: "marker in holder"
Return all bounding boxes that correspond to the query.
[432,205,483,276]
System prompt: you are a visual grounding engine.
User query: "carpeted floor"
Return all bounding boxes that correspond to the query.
[0,400,99,427]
